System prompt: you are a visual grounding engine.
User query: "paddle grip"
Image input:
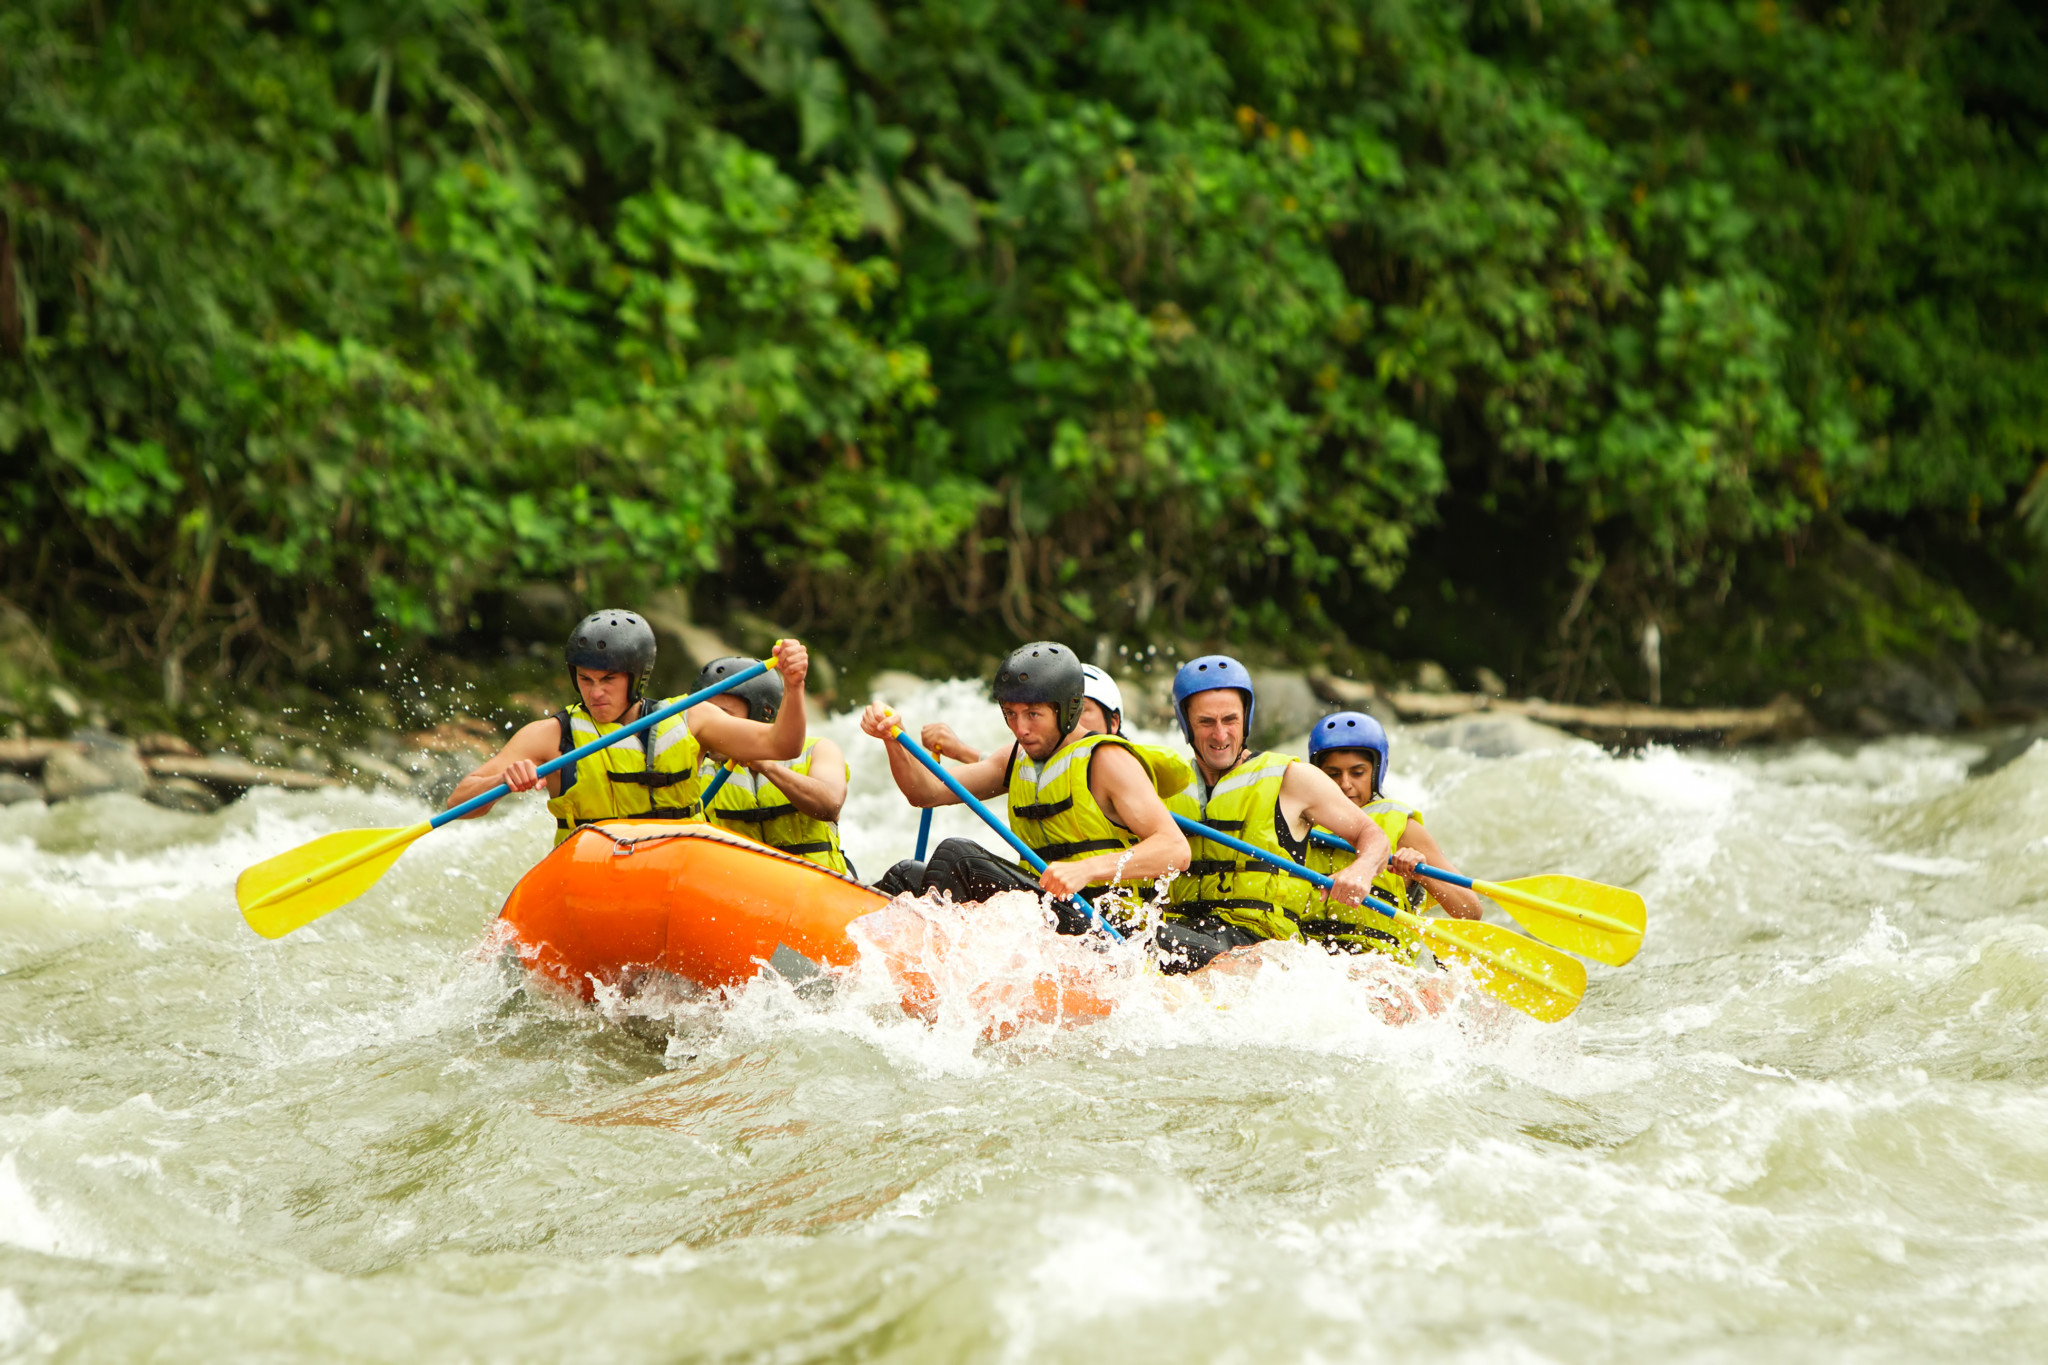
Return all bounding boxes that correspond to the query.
[1173,814,1401,921]
[1306,832,1472,891]
[433,658,775,829]
[885,719,1124,944]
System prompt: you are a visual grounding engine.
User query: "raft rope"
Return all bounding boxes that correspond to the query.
[573,821,873,890]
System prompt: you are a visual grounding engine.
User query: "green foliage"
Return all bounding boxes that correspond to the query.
[2,0,2043,698]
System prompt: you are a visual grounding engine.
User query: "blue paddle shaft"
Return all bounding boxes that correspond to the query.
[914,806,933,862]
[889,724,1123,944]
[1173,814,1400,921]
[701,763,736,806]
[433,660,773,829]
[1306,831,1473,890]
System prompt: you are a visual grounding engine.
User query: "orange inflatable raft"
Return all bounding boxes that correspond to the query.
[496,822,1120,1031]
[498,822,887,999]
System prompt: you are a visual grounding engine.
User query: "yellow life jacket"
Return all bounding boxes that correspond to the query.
[1135,744,1201,821]
[544,699,705,846]
[1303,798,1426,963]
[704,737,850,876]
[1164,750,1315,941]
[1005,732,1147,895]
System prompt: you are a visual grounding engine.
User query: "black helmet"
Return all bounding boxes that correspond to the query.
[695,655,782,722]
[564,610,658,702]
[992,641,1085,734]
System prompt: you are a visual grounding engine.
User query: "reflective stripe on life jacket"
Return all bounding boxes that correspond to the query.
[1164,750,1314,942]
[704,736,851,876]
[544,698,706,846]
[1005,732,1144,895]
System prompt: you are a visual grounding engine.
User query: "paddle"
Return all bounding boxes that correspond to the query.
[914,806,933,862]
[1173,815,1585,1022]
[237,657,780,940]
[881,715,1124,943]
[1306,831,1645,966]
[701,761,738,808]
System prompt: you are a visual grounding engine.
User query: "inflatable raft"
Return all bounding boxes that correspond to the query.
[497,821,1128,1032]
[498,822,886,999]
[496,823,1443,1034]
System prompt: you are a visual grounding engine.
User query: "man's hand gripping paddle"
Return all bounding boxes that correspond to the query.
[236,657,781,940]
[1175,815,1586,1022]
[1307,831,1646,966]
[882,714,1124,943]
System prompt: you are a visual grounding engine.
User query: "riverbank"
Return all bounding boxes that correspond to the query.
[5,587,2044,812]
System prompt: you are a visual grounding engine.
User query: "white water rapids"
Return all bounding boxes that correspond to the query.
[3,678,2047,1361]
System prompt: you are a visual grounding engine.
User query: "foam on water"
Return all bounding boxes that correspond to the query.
[3,683,2048,1360]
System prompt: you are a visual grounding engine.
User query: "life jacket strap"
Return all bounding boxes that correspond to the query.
[1010,796,1074,821]
[1296,916,1400,948]
[712,805,787,825]
[608,770,694,789]
[770,839,835,856]
[1167,897,1295,920]
[1032,837,1128,862]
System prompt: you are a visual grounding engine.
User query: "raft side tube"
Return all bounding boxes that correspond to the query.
[497,822,888,1000]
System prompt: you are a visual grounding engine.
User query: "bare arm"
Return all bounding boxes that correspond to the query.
[749,737,849,822]
[443,718,562,817]
[859,703,1009,807]
[1392,823,1486,920]
[1039,745,1191,896]
[1278,762,1391,906]
[689,640,810,762]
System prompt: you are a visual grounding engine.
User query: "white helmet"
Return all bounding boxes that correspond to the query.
[1080,664,1124,720]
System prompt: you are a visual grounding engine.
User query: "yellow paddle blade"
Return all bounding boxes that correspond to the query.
[1476,874,1647,967]
[236,821,432,939]
[1411,913,1588,1023]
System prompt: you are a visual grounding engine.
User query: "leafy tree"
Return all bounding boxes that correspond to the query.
[3,0,2042,707]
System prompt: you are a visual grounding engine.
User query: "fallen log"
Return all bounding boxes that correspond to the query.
[144,755,341,792]
[1382,692,1490,720]
[0,738,82,768]
[1381,691,1809,742]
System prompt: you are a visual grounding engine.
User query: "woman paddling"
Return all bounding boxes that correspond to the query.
[1300,710,1486,962]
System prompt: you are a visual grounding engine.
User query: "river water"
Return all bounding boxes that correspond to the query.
[3,679,2046,1362]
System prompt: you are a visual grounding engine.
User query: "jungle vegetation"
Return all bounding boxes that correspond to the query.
[4,0,2044,711]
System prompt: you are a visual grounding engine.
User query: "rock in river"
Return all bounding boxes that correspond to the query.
[42,748,122,801]
[146,777,224,814]
[1249,670,1324,747]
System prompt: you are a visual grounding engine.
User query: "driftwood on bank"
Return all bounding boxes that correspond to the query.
[143,755,341,792]
[1309,672,1810,744]
[0,739,339,790]
[0,738,80,767]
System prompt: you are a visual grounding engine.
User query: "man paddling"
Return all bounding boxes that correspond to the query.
[445,612,811,842]
[1160,656,1391,970]
[692,655,853,876]
[859,642,1190,933]
[1301,710,1484,962]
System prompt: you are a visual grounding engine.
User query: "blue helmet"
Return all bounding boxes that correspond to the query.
[1172,655,1256,743]
[1309,710,1390,793]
